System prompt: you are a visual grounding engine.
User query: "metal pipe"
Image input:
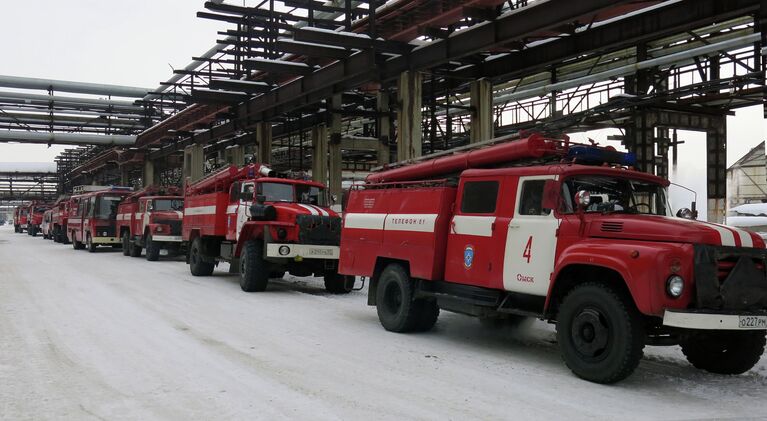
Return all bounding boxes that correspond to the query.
[0,75,152,98]
[0,90,145,111]
[496,33,761,103]
[0,131,136,146]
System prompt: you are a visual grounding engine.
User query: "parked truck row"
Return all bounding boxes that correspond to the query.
[11,134,767,383]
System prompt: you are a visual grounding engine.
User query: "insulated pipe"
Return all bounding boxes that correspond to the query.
[0,131,136,146]
[496,33,761,103]
[366,134,562,183]
[0,75,152,98]
[0,90,145,111]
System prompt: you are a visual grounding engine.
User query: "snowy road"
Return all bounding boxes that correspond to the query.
[1,225,765,421]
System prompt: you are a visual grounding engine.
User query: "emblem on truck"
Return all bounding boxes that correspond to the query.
[463,245,474,269]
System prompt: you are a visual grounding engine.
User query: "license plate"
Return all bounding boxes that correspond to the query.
[160,249,169,256]
[738,316,767,329]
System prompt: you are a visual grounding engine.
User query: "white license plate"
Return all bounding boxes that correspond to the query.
[160,249,169,256]
[738,316,767,329]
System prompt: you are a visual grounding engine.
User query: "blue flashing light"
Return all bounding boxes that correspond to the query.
[247,166,255,178]
[566,146,636,167]
[108,185,134,191]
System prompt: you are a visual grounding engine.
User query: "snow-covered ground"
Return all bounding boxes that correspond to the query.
[1,225,765,421]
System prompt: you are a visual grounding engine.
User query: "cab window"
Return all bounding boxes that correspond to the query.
[518,180,551,216]
[460,181,499,214]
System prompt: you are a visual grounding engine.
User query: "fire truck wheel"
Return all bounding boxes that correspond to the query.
[680,330,766,375]
[129,240,142,257]
[72,233,85,250]
[86,234,96,253]
[145,234,160,261]
[122,232,131,256]
[189,237,214,276]
[240,241,269,292]
[556,282,645,384]
[376,263,437,333]
[324,273,354,294]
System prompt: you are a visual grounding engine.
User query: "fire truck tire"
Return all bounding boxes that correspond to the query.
[240,241,269,292]
[14,225,19,233]
[189,237,214,276]
[375,263,437,333]
[86,234,96,253]
[72,232,85,250]
[680,330,766,375]
[324,273,354,294]
[129,240,142,257]
[556,282,644,384]
[122,232,131,256]
[145,234,160,261]
[29,227,36,236]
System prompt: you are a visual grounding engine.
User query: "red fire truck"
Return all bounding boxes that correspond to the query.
[13,206,29,233]
[182,163,352,293]
[67,186,133,252]
[339,133,767,383]
[26,201,52,237]
[117,186,184,261]
[49,197,71,243]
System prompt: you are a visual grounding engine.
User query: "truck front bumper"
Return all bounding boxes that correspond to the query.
[92,236,121,244]
[266,243,339,260]
[663,310,767,330]
[151,235,183,242]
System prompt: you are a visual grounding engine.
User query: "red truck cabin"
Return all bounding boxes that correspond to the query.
[68,189,131,251]
[13,206,29,232]
[119,196,184,242]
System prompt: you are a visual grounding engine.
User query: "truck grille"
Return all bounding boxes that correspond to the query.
[296,215,341,245]
[694,245,767,311]
[156,219,182,235]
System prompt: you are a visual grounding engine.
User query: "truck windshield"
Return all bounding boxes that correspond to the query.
[562,176,669,215]
[259,182,326,206]
[95,196,122,219]
[152,199,183,211]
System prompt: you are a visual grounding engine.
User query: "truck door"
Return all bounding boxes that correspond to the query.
[235,182,254,241]
[444,177,504,289]
[502,176,560,296]
[140,200,150,235]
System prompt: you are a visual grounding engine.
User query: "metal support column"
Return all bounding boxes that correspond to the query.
[329,94,343,202]
[143,160,158,187]
[707,119,727,223]
[377,91,391,165]
[184,144,205,183]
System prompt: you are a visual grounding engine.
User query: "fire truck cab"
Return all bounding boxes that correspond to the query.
[340,134,767,383]
[26,202,52,237]
[50,197,71,243]
[13,206,29,233]
[41,209,54,239]
[67,186,132,252]
[117,186,184,261]
[183,164,352,293]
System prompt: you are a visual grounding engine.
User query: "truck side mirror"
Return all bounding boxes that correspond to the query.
[541,180,559,211]
[574,190,591,210]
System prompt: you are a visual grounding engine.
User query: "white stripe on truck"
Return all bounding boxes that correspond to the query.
[451,215,496,237]
[184,206,217,216]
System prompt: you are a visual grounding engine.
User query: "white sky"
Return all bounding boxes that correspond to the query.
[0,1,765,216]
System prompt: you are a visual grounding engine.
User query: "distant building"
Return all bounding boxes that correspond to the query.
[727,141,767,208]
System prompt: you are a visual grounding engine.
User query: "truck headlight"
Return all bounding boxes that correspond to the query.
[102,231,108,237]
[156,226,163,233]
[666,275,684,298]
[278,245,290,256]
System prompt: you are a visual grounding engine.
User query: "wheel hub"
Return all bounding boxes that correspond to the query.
[383,282,403,314]
[571,308,609,357]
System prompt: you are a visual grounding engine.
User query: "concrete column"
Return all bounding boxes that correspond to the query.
[396,71,422,161]
[311,125,329,185]
[143,160,158,188]
[120,166,130,186]
[377,91,391,165]
[470,79,494,143]
[183,144,205,183]
[256,122,272,164]
[328,95,343,199]
[228,145,245,166]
